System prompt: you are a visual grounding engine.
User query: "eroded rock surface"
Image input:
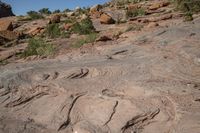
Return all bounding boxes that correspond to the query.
[0,18,200,133]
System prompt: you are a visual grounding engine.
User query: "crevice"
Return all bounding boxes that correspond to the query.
[104,101,118,126]
[58,92,87,131]
[5,92,48,107]
[121,108,160,133]
[67,68,89,79]
[113,50,128,55]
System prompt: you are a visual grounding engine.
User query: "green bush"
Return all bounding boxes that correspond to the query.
[73,33,98,48]
[71,18,95,35]
[175,0,200,13]
[53,9,61,14]
[22,38,55,57]
[126,8,146,18]
[38,8,51,15]
[45,23,61,38]
[27,11,44,20]
[45,23,71,38]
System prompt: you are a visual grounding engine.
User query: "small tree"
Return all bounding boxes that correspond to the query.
[27,11,43,20]
[38,8,51,14]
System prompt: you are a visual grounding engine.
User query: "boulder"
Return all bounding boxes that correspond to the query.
[49,14,60,24]
[90,5,102,19]
[0,1,15,18]
[0,30,20,40]
[0,19,13,31]
[100,13,115,24]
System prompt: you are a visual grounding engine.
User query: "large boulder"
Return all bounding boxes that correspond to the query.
[99,13,115,24]
[0,1,15,18]
[0,19,13,31]
[90,4,103,18]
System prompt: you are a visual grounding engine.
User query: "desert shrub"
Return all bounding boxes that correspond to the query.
[45,23,71,38]
[27,11,43,20]
[22,38,55,57]
[112,0,146,6]
[174,0,200,13]
[126,8,146,18]
[71,18,95,35]
[73,33,98,48]
[38,8,51,15]
[63,8,71,13]
[45,23,61,38]
[53,9,61,14]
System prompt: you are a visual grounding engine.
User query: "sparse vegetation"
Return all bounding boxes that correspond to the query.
[53,9,61,14]
[27,11,44,20]
[22,38,55,57]
[172,0,200,21]
[45,23,71,38]
[73,33,98,48]
[71,18,96,35]
[38,8,51,15]
[45,23,61,38]
[126,8,146,18]
[125,24,143,32]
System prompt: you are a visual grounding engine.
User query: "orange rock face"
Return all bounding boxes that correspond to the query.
[0,19,13,31]
[100,13,115,24]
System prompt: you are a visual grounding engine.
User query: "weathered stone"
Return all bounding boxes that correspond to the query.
[100,13,115,24]
[0,30,20,40]
[149,1,170,10]
[0,19,13,31]
[27,27,44,36]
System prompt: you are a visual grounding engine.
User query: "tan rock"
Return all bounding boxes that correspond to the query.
[90,5,103,19]
[0,19,13,31]
[27,27,44,36]
[0,30,19,40]
[147,22,159,28]
[149,1,170,10]
[63,23,73,31]
[127,3,141,11]
[100,13,115,24]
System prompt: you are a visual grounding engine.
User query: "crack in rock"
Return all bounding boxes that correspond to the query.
[104,101,118,126]
[5,92,48,108]
[67,68,89,79]
[58,92,87,131]
[121,108,160,133]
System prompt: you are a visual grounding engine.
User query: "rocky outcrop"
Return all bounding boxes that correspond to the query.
[49,14,61,24]
[0,1,15,18]
[100,13,115,24]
